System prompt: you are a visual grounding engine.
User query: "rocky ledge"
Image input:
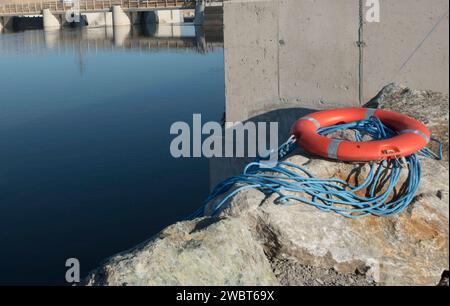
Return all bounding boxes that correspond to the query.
[85,84,449,286]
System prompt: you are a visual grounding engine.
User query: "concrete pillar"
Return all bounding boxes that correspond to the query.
[1,16,14,31]
[43,9,60,30]
[105,12,113,27]
[172,10,183,23]
[194,0,205,25]
[112,5,131,26]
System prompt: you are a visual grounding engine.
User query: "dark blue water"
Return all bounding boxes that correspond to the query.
[0,25,224,285]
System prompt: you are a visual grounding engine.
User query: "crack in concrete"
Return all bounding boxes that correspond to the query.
[358,0,365,106]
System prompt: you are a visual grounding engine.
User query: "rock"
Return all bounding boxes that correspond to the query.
[224,160,446,285]
[84,217,279,286]
[366,83,449,126]
[438,270,449,286]
[366,83,449,161]
[212,156,448,285]
[210,84,449,286]
[271,257,374,286]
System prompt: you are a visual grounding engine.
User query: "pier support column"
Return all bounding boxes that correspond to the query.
[112,5,131,26]
[0,16,14,31]
[43,9,61,30]
[194,0,205,25]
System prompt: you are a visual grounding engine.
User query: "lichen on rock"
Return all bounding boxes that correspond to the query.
[84,217,279,286]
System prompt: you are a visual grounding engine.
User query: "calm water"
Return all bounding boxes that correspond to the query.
[0,25,224,285]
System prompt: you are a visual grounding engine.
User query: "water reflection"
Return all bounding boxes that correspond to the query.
[0,24,223,56]
[0,23,224,285]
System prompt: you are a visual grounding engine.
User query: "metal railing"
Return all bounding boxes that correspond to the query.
[0,0,200,16]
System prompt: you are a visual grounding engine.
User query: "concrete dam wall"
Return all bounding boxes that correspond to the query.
[223,0,449,122]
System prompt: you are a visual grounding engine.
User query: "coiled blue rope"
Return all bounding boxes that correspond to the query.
[191,116,442,219]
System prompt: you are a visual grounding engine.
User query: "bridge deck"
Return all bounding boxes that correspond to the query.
[0,0,199,16]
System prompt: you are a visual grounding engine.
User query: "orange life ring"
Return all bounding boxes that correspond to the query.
[291,108,430,161]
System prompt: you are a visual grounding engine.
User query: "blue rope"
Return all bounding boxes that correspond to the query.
[191,117,443,219]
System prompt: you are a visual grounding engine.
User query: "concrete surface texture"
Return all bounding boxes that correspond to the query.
[223,0,449,123]
[112,5,131,27]
[363,0,449,100]
[153,10,184,24]
[42,8,60,30]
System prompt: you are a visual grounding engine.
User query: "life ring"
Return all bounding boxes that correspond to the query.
[291,108,430,161]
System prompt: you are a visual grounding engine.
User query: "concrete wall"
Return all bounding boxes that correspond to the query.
[144,10,184,24]
[223,0,449,123]
[224,0,280,123]
[223,0,361,123]
[362,0,449,100]
[112,5,131,26]
[278,0,360,108]
[213,0,449,186]
[158,10,183,24]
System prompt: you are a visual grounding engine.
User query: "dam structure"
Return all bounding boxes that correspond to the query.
[0,0,223,30]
